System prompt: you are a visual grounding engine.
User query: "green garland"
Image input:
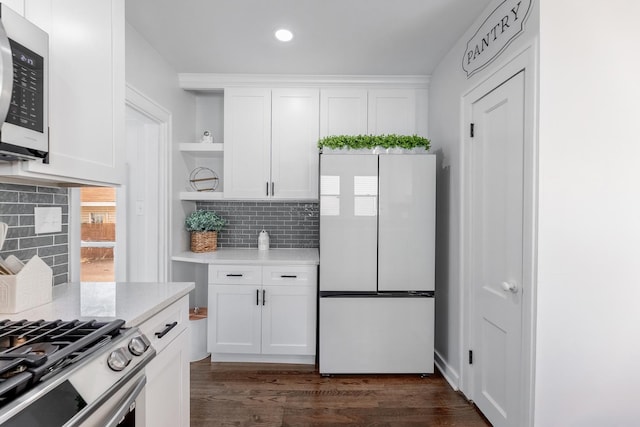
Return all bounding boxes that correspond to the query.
[317,134,430,151]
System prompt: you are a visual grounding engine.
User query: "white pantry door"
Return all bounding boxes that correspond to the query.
[469,71,525,427]
[122,105,162,282]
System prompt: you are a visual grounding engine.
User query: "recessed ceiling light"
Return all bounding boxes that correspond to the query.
[275,29,293,42]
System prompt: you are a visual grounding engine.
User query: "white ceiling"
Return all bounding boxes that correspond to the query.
[125,0,492,76]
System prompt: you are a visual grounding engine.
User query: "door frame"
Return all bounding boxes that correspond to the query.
[120,84,172,282]
[459,43,538,427]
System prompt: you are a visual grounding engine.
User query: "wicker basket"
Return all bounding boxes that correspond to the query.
[190,231,218,252]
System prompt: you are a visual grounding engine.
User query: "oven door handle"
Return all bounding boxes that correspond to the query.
[104,375,147,427]
[64,372,148,427]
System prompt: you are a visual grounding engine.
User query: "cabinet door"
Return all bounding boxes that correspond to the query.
[208,284,261,354]
[271,89,319,199]
[223,88,271,198]
[17,0,125,185]
[261,284,317,355]
[319,89,367,138]
[367,89,416,135]
[145,328,190,427]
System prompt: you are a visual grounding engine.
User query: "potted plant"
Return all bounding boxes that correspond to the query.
[317,134,431,152]
[185,209,226,252]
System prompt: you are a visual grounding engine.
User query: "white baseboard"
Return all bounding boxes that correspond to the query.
[210,353,316,365]
[434,349,460,391]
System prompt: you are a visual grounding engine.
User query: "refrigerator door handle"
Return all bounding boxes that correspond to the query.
[256,289,259,305]
[262,289,266,305]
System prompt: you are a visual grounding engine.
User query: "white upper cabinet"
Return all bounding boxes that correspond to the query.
[224,88,319,200]
[182,76,428,202]
[0,0,124,185]
[271,89,319,200]
[320,88,418,137]
[223,88,271,199]
[368,89,416,135]
[319,89,367,138]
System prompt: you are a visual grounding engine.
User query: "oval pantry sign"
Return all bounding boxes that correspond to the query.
[462,0,532,78]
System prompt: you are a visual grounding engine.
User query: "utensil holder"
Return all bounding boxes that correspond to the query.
[0,255,53,313]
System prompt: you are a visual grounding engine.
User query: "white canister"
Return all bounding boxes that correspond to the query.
[258,229,270,250]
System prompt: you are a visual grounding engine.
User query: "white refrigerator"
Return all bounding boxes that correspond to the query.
[319,152,435,374]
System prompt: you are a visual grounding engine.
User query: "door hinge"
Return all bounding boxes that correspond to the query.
[470,123,475,138]
[468,350,473,364]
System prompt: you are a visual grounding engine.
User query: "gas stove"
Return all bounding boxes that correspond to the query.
[0,319,155,426]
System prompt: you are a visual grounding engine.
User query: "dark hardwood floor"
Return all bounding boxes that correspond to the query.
[190,360,491,426]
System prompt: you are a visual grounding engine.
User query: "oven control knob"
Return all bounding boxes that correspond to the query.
[107,348,132,371]
[128,334,151,356]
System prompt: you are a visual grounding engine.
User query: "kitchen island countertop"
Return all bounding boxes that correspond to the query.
[172,247,319,265]
[3,281,194,327]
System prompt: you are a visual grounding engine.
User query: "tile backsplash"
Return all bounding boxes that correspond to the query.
[195,200,319,248]
[0,182,69,285]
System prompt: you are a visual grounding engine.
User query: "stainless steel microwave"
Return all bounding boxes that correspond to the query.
[0,3,48,162]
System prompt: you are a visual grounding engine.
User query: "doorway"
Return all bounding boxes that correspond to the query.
[120,86,171,282]
[460,47,537,427]
[69,86,171,283]
[80,187,116,282]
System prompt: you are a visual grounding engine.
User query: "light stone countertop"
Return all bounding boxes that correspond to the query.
[3,281,195,327]
[172,248,319,265]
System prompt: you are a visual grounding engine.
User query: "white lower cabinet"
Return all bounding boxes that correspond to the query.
[208,283,262,354]
[261,283,316,355]
[208,264,317,364]
[140,295,190,427]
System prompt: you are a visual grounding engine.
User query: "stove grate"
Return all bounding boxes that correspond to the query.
[0,318,125,405]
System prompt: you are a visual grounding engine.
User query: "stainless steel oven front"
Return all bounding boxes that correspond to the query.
[67,357,151,427]
[0,321,155,427]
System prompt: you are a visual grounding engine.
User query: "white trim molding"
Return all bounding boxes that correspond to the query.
[434,349,461,391]
[179,73,430,90]
[124,84,173,283]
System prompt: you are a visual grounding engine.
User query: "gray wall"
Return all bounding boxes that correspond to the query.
[195,201,319,248]
[0,182,69,285]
